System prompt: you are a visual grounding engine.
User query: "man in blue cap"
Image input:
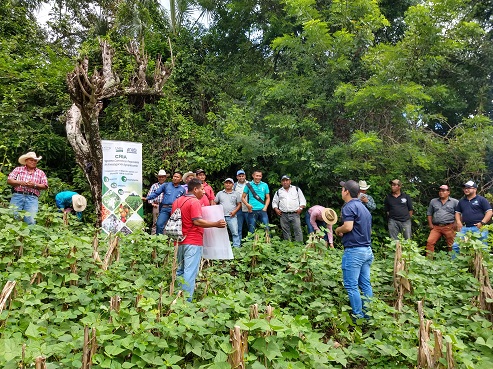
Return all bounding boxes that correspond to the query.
[234,169,249,239]
[453,180,492,254]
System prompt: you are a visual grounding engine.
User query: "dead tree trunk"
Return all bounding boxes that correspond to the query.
[66,39,172,225]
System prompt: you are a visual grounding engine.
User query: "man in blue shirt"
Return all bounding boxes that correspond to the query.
[55,191,87,220]
[143,171,186,235]
[453,180,492,254]
[242,170,270,234]
[335,180,373,319]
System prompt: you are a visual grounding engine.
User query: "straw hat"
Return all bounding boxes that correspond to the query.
[157,169,167,177]
[19,152,42,165]
[321,208,338,225]
[72,195,87,212]
[183,171,196,182]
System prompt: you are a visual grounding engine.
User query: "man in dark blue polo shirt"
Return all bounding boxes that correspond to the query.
[143,171,186,235]
[335,180,373,319]
[453,180,492,254]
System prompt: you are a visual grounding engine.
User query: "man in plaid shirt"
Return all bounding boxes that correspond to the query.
[146,170,167,235]
[7,152,48,224]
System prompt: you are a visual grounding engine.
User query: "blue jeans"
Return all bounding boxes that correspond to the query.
[10,193,39,225]
[176,244,203,302]
[342,247,374,318]
[452,226,488,255]
[248,210,269,233]
[236,211,249,240]
[225,216,241,247]
[305,212,329,242]
[156,207,172,235]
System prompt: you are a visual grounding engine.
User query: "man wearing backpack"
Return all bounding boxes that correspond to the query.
[242,170,270,234]
[272,175,306,242]
[172,178,226,302]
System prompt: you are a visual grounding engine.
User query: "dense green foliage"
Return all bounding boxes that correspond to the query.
[0,207,492,368]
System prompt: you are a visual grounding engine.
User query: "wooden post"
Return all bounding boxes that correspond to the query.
[170,240,178,296]
[109,295,121,322]
[81,326,97,369]
[417,301,434,368]
[0,280,16,313]
[394,241,411,312]
[250,304,259,319]
[228,325,247,369]
[35,356,46,369]
[102,236,119,270]
[92,231,101,263]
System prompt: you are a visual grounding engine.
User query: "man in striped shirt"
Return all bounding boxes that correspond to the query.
[146,170,167,234]
[7,152,48,225]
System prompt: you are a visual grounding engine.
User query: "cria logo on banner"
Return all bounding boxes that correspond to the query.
[115,147,124,152]
[127,148,137,154]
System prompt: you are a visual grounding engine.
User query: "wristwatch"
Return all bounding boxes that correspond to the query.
[481,221,487,226]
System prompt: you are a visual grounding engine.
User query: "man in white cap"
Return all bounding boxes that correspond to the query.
[55,191,87,220]
[233,169,249,240]
[335,180,373,319]
[146,170,167,234]
[305,205,337,247]
[452,180,492,254]
[214,178,242,247]
[358,180,376,212]
[272,175,306,242]
[7,152,48,224]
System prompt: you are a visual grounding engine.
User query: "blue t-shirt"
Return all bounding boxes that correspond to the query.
[456,195,492,225]
[341,199,372,248]
[243,181,269,211]
[147,182,185,205]
[55,191,83,219]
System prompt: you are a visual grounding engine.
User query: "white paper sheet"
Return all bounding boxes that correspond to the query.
[202,205,234,260]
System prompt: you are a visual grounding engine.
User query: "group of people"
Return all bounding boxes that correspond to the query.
[383,179,492,257]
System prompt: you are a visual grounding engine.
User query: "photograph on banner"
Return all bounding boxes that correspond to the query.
[101,140,144,234]
[202,205,233,260]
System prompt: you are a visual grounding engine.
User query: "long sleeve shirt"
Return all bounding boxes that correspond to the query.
[147,182,164,205]
[147,182,185,205]
[307,205,334,244]
[272,185,306,212]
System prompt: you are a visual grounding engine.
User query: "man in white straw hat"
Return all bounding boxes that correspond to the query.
[55,191,87,220]
[358,180,376,212]
[335,180,373,319]
[305,205,337,247]
[181,171,196,191]
[146,170,167,234]
[7,151,48,224]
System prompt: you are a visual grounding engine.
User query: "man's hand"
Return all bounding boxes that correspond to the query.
[216,220,226,228]
[274,208,281,216]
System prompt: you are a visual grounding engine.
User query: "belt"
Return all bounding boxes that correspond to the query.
[14,190,38,197]
[433,223,453,227]
[464,223,479,227]
[282,211,298,214]
[161,204,172,207]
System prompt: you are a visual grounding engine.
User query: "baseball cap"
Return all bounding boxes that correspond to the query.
[340,180,360,198]
[224,178,234,183]
[195,169,206,175]
[236,169,245,175]
[463,180,478,188]
[439,185,449,190]
[281,175,290,180]
[390,179,402,186]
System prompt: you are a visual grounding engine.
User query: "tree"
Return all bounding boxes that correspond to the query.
[65,39,172,224]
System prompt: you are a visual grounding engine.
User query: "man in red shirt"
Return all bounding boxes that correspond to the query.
[195,169,215,206]
[7,152,48,224]
[173,178,226,301]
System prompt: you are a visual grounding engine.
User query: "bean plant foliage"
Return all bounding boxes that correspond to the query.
[0,206,492,368]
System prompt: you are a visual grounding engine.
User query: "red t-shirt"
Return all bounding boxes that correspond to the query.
[172,195,204,245]
[199,182,215,207]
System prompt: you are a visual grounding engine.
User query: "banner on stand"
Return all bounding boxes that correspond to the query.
[101,140,144,234]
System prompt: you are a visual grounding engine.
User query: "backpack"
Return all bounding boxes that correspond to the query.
[164,198,191,241]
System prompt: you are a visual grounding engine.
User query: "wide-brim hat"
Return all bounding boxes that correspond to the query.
[19,152,42,165]
[321,208,338,225]
[358,180,370,190]
[183,171,196,182]
[157,169,167,177]
[72,195,87,212]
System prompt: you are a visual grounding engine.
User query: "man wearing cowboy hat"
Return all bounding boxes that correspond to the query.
[181,171,196,191]
[335,180,373,319]
[146,170,167,234]
[305,205,337,247]
[7,151,48,224]
[55,191,87,220]
[358,180,376,212]
[452,180,492,254]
